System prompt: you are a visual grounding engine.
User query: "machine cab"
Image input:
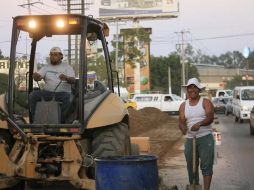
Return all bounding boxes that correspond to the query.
[7,14,116,135]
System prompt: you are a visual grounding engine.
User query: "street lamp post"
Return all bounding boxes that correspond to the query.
[242,47,251,86]
[246,58,249,86]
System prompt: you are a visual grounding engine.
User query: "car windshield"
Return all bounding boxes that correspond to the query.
[213,98,228,104]
[241,89,254,100]
[171,94,183,101]
[226,90,233,96]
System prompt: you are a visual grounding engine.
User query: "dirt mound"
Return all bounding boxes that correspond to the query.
[128,107,183,162]
[128,108,183,190]
[129,107,178,136]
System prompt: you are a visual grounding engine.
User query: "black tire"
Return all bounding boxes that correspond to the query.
[250,124,254,135]
[89,123,131,178]
[235,116,239,123]
[5,181,25,190]
[239,118,244,123]
[92,122,131,158]
[27,181,44,189]
[131,143,140,155]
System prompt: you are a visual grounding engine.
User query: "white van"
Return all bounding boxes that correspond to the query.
[131,94,184,115]
[232,86,254,122]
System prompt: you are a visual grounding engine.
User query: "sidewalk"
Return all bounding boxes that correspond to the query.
[159,137,187,190]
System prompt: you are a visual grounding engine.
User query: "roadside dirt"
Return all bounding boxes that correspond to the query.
[128,108,184,189]
[128,107,182,165]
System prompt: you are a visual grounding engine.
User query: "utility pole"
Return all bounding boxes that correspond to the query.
[181,31,186,86]
[19,0,42,76]
[110,21,125,82]
[175,30,189,98]
[27,0,31,15]
[67,0,71,65]
[246,58,249,86]
[242,47,251,86]
[168,67,172,94]
[59,0,93,74]
[19,0,42,15]
[115,21,119,71]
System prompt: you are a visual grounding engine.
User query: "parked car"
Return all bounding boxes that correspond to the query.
[249,106,254,135]
[232,86,254,123]
[131,94,184,115]
[216,89,233,98]
[225,98,233,115]
[208,89,233,100]
[212,97,229,114]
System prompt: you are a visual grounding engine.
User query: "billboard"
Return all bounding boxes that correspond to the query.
[99,0,179,20]
[121,28,152,93]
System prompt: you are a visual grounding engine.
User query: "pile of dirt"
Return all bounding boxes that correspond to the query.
[129,107,179,137]
[128,107,183,190]
[128,107,183,161]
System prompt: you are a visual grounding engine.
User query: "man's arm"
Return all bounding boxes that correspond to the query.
[179,102,187,135]
[59,74,75,84]
[32,72,42,81]
[191,98,214,131]
[66,76,76,84]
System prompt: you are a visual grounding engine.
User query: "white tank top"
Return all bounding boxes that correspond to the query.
[185,97,212,138]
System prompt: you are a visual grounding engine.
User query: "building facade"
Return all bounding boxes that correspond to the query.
[195,64,254,90]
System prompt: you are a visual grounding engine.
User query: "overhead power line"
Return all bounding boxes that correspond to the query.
[192,32,254,41]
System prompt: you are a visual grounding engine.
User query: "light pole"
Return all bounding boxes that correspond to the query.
[246,58,249,86]
[176,30,189,98]
[242,47,251,85]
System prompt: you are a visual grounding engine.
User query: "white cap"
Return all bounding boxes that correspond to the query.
[182,78,205,91]
[50,47,62,54]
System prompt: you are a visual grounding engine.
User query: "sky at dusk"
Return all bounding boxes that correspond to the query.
[1,0,254,57]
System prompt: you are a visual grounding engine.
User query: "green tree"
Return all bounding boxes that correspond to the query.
[226,75,254,89]
[150,53,199,95]
[226,75,244,89]
[87,55,108,83]
[217,51,244,68]
[110,34,124,71]
[247,51,254,70]
[111,28,151,68]
[0,49,4,59]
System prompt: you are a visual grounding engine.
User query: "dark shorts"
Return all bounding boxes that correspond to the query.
[184,134,214,184]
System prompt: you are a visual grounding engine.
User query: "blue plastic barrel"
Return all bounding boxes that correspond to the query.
[95,155,158,190]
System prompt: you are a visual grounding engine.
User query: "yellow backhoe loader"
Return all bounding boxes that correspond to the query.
[0,14,135,189]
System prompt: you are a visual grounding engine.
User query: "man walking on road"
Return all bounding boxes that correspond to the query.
[178,77,215,190]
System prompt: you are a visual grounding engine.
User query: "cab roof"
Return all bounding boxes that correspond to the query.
[14,14,104,38]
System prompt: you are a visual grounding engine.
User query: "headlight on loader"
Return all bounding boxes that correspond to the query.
[56,20,65,28]
[28,20,37,29]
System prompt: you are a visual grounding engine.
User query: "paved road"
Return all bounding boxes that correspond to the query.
[212,114,254,190]
[160,114,254,190]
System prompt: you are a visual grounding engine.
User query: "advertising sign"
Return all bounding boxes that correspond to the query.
[99,0,179,20]
[121,28,152,93]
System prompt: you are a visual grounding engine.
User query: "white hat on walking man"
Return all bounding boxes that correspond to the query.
[182,77,205,92]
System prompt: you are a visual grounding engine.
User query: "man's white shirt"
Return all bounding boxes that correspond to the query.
[39,62,75,92]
